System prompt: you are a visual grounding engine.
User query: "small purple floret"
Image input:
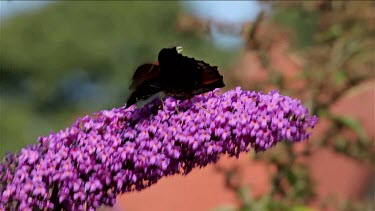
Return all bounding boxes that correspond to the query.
[0,87,318,210]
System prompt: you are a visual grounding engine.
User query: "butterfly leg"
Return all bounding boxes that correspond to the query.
[195,103,211,114]
[180,118,184,126]
[156,93,165,110]
[178,109,185,126]
[160,96,165,110]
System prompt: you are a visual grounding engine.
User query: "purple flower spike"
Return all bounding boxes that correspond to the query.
[0,87,318,210]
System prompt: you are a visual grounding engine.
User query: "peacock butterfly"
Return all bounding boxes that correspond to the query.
[125,46,225,108]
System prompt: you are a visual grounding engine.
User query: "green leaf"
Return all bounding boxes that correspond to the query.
[211,205,236,211]
[331,115,368,143]
[291,205,315,211]
[334,136,349,152]
[333,71,347,86]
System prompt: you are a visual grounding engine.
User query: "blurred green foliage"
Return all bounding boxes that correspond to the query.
[0,1,236,156]
[213,1,374,211]
[272,6,318,48]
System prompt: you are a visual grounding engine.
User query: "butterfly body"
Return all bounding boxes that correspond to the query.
[126,47,224,108]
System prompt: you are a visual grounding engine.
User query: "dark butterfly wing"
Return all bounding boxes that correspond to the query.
[125,83,161,108]
[126,63,162,108]
[196,60,224,90]
[158,47,198,86]
[158,47,224,97]
[129,64,160,89]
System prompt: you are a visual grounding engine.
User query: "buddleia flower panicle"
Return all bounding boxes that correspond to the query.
[0,87,318,211]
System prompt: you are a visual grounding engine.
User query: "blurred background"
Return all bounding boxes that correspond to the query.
[0,1,374,211]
